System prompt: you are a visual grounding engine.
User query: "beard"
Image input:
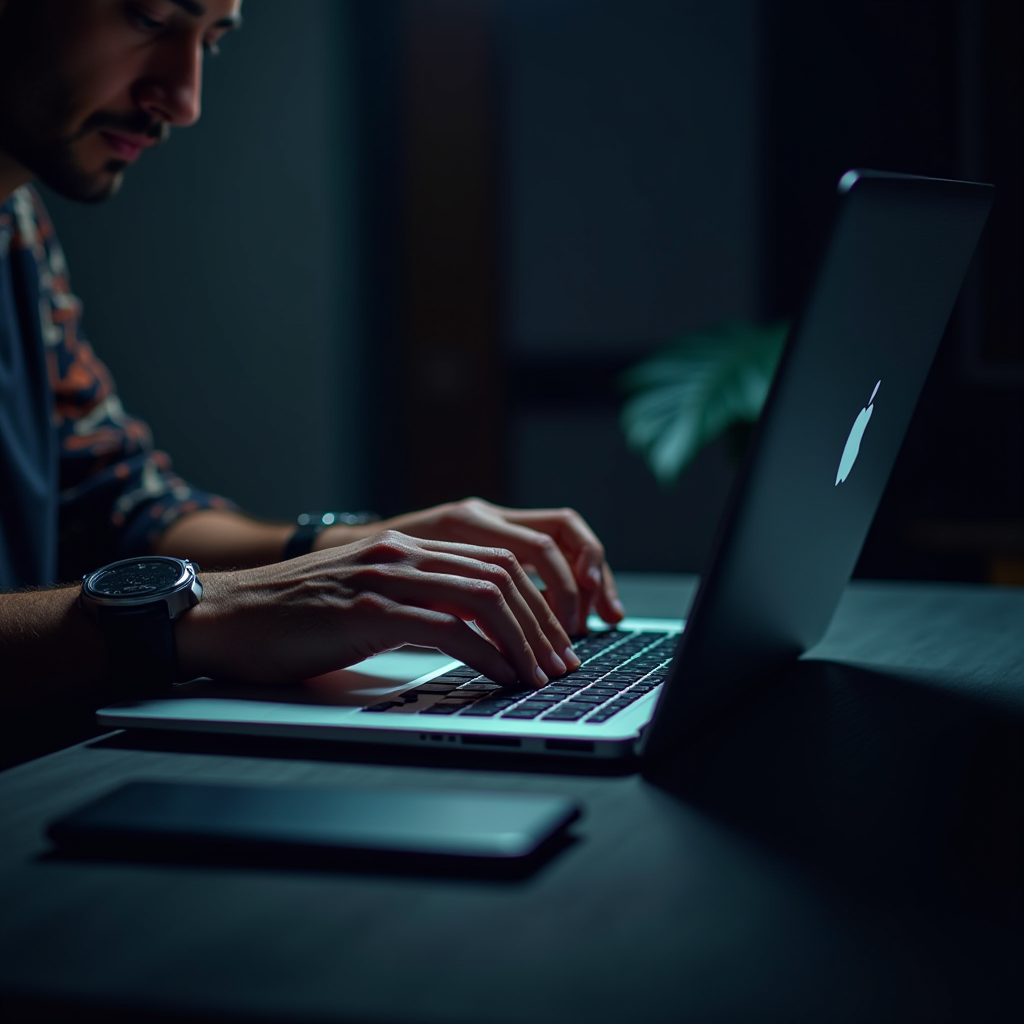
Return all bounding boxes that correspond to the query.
[0,103,169,204]
[10,135,127,204]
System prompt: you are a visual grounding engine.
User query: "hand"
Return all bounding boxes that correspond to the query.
[176,530,581,688]
[320,498,625,635]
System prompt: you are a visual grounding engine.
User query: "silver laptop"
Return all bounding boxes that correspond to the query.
[98,170,993,761]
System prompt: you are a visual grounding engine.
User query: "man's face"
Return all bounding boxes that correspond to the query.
[0,0,242,203]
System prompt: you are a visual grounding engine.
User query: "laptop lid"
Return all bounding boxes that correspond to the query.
[640,169,993,767]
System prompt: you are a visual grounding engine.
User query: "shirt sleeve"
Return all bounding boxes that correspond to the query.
[20,188,237,578]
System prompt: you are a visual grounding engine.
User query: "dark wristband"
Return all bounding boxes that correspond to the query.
[95,601,178,689]
[283,511,380,560]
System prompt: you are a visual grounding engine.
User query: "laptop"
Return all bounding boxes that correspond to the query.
[98,169,993,761]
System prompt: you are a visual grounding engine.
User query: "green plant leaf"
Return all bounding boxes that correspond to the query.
[620,321,789,485]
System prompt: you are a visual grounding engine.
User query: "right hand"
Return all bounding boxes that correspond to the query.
[175,530,581,688]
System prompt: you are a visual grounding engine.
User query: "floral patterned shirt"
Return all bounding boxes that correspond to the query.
[0,186,234,589]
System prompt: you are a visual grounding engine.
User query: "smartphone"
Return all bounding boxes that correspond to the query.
[48,781,581,862]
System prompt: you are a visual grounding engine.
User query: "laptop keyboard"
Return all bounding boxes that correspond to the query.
[360,629,678,725]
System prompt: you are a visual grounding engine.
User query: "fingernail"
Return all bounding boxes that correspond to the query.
[534,665,549,687]
[549,651,567,675]
[613,599,625,616]
[588,565,602,587]
[563,646,581,669]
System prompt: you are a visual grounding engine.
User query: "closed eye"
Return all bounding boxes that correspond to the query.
[126,3,165,32]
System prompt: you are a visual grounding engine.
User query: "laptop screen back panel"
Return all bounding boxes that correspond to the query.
[641,171,993,762]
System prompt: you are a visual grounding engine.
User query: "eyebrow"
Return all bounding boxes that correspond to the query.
[168,0,244,31]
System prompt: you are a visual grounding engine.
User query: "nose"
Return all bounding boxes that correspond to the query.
[132,37,204,128]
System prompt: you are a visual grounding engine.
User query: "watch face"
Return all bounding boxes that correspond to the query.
[89,559,184,598]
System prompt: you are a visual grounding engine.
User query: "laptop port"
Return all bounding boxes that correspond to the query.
[545,739,594,753]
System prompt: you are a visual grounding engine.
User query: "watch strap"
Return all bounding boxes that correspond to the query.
[283,521,322,561]
[283,511,380,560]
[95,600,178,689]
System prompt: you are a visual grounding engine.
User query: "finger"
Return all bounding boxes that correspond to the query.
[488,523,583,636]
[414,548,578,675]
[499,506,607,591]
[498,507,612,630]
[370,603,522,687]
[408,536,576,650]
[413,525,584,637]
[368,569,551,688]
[520,514,620,626]
[591,562,626,625]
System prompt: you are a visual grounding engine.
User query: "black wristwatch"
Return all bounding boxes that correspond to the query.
[283,511,379,560]
[80,556,203,689]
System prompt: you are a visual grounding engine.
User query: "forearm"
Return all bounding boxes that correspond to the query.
[0,587,108,700]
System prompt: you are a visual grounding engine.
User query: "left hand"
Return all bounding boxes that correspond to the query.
[319,498,624,635]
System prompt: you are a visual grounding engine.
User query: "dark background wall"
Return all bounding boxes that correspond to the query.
[44,0,1023,582]
[501,0,760,574]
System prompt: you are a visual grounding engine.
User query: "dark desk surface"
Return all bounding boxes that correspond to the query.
[2,575,1022,1024]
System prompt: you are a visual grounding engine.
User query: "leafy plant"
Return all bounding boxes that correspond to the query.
[620,321,789,486]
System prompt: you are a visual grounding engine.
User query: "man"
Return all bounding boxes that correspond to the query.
[0,0,623,703]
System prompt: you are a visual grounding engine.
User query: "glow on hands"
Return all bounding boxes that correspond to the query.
[370,498,625,635]
[177,529,583,688]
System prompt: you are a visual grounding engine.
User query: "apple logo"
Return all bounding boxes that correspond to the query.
[836,380,880,485]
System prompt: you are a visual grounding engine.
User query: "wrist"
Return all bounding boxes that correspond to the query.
[173,571,231,681]
[0,587,110,700]
[310,521,380,551]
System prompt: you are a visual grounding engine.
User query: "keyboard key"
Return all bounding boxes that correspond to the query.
[475,674,527,688]
[501,706,545,719]
[569,693,609,704]
[559,701,597,714]
[456,682,503,692]
[541,707,588,721]
[420,704,462,715]
[415,683,460,694]
[459,703,518,716]
[608,693,643,706]
[362,701,402,712]
[575,633,619,647]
